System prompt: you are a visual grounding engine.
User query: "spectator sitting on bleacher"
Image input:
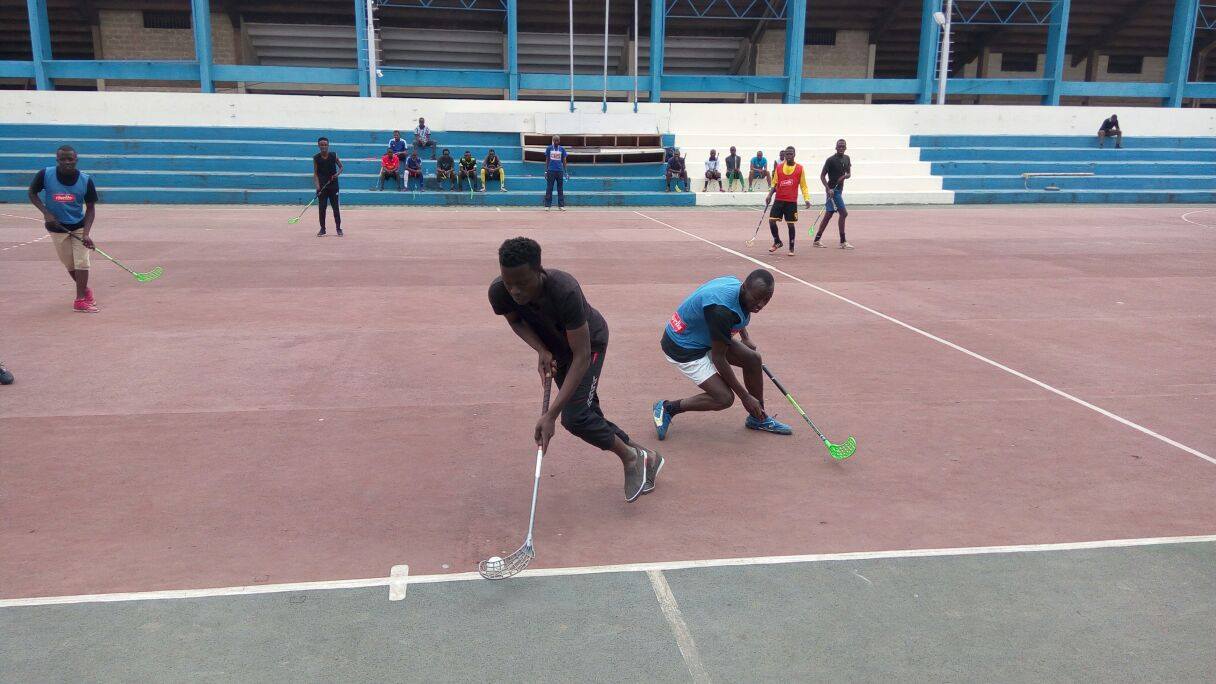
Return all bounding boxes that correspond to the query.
[1098,114,1122,149]
[666,150,689,192]
[749,150,770,190]
[436,148,457,190]
[481,149,506,192]
[405,150,424,191]
[724,146,744,191]
[772,149,786,179]
[703,150,724,192]
[414,118,437,159]
[389,130,408,163]
[458,150,479,191]
[377,147,403,191]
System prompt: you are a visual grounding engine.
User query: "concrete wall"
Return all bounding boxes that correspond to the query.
[4,91,1216,136]
[957,51,1171,106]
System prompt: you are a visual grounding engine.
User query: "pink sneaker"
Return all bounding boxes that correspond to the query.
[84,288,96,305]
[73,298,99,313]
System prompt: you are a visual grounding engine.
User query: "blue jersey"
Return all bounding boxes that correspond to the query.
[664,276,750,351]
[388,138,407,153]
[545,145,567,172]
[40,166,91,226]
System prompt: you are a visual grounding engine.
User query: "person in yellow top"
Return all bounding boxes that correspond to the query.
[764,145,811,256]
[480,149,507,192]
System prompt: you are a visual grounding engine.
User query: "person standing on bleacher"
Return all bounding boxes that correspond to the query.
[544,135,568,211]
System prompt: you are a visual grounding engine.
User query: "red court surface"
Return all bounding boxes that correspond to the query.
[1,204,1214,600]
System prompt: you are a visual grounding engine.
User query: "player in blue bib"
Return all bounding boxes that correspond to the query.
[28,145,101,312]
[652,270,792,438]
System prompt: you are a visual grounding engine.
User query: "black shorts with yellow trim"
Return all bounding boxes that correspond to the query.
[769,199,798,222]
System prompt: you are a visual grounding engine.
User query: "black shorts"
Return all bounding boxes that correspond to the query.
[769,199,798,222]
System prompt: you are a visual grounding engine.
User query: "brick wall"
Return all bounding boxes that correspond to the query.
[97,10,238,91]
[754,29,871,103]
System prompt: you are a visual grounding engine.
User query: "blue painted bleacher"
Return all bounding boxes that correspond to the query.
[0,125,695,207]
[913,135,1216,204]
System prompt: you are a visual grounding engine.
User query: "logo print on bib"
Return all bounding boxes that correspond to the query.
[669,311,687,333]
[52,193,75,203]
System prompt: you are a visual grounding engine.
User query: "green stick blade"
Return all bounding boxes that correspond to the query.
[827,436,856,461]
[134,266,164,282]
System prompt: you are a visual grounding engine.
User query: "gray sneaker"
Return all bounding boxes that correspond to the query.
[641,448,664,494]
[624,448,647,502]
[0,361,12,385]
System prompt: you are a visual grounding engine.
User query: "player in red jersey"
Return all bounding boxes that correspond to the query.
[764,146,811,256]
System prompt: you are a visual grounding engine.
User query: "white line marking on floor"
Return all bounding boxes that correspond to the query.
[648,569,712,683]
[0,234,50,252]
[632,210,1216,467]
[3,534,1213,608]
[388,564,409,602]
[0,212,42,222]
[1180,208,1216,228]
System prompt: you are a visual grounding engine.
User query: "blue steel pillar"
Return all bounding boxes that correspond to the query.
[1164,0,1200,106]
[507,0,519,99]
[25,0,53,90]
[783,0,807,103]
[353,0,371,97]
[191,0,214,93]
[1041,0,1070,105]
[649,0,665,102]
[915,0,941,104]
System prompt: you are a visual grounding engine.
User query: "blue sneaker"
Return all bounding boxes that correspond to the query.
[652,400,673,441]
[745,414,793,435]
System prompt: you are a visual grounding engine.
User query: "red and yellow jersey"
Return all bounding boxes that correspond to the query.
[773,162,809,202]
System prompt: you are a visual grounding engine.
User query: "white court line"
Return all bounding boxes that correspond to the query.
[648,570,712,683]
[2,534,1214,608]
[633,210,1216,467]
[1180,208,1216,228]
[0,212,42,222]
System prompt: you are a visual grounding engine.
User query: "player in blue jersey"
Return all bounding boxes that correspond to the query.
[28,145,100,312]
[652,270,792,439]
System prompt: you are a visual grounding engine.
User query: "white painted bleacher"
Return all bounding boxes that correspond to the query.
[673,133,952,205]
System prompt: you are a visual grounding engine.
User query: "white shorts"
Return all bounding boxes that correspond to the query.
[665,353,717,386]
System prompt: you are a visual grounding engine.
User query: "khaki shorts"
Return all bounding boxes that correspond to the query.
[52,229,90,270]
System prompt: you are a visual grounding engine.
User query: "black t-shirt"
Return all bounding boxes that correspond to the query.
[489,269,609,364]
[668,156,685,172]
[485,154,501,169]
[460,156,477,171]
[313,152,340,184]
[725,154,741,172]
[660,303,741,362]
[438,155,454,171]
[29,169,99,231]
[1100,118,1118,132]
[822,154,851,187]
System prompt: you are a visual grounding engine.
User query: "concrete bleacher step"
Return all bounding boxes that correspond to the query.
[675,134,910,149]
[0,154,668,178]
[0,125,521,147]
[912,135,1216,149]
[686,176,945,192]
[0,187,697,207]
[0,138,520,159]
[952,189,1216,204]
[693,190,954,206]
[920,148,1216,162]
[930,161,1216,176]
[0,170,673,192]
[944,175,1216,191]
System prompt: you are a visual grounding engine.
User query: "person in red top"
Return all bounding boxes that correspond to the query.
[764,145,811,256]
[376,147,403,191]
